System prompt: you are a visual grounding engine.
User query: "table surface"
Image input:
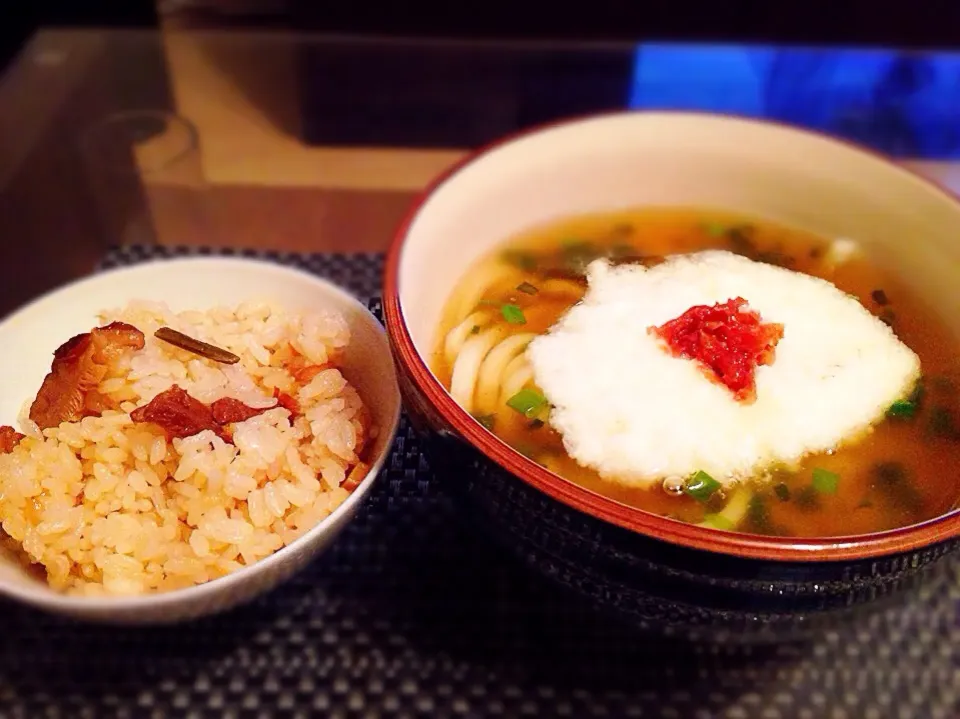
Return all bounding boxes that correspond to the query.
[4,28,960,314]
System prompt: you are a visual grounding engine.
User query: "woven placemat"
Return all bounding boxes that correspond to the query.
[0,246,956,719]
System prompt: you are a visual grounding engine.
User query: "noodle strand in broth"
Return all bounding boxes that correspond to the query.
[432,207,960,537]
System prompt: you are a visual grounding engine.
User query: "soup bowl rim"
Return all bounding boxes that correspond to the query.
[383,109,960,563]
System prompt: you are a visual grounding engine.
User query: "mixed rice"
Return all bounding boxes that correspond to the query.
[0,300,374,596]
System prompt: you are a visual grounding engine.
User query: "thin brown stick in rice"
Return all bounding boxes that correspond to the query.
[154,327,240,365]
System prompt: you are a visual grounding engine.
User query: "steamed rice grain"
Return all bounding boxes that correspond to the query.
[0,301,372,596]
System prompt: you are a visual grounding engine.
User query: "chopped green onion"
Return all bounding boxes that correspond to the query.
[608,242,636,258]
[756,250,794,268]
[911,380,924,400]
[747,494,773,533]
[887,399,917,419]
[873,461,906,484]
[795,486,820,509]
[683,470,721,502]
[931,375,956,394]
[705,488,751,529]
[701,514,735,531]
[501,304,526,324]
[812,467,839,494]
[506,388,548,418]
[872,461,923,512]
[473,414,495,431]
[703,222,726,237]
[502,250,537,271]
[560,240,602,271]
[888,381,924,419]
[773,483,791,502]
[511,442,539,460]
[726,226,757,256]
[927,405,960,439]
[516,282,539,295]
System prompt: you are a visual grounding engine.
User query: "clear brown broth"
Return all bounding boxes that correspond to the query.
[432,207,960,537]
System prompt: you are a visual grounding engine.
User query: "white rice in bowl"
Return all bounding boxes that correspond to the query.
[0,300,376,597]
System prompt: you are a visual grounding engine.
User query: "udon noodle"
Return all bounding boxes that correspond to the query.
[432,208,960,537]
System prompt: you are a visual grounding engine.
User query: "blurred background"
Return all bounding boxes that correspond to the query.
[4,0,960,67]
[2,1,960,310]
[4,0,960,46]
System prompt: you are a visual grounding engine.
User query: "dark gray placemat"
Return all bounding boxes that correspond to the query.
[0,246,956,719]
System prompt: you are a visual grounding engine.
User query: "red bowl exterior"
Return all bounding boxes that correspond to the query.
[382,110,960,639]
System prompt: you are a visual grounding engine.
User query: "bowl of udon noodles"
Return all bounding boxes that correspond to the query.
[0,257,401,623]
[383,111,960,642]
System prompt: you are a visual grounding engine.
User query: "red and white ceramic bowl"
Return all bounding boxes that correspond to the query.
[383,111,960,642]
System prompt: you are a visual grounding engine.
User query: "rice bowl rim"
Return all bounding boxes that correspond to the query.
[0,256,402,612]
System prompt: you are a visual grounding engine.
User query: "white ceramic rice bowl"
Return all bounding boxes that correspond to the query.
[0,257,401,624]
